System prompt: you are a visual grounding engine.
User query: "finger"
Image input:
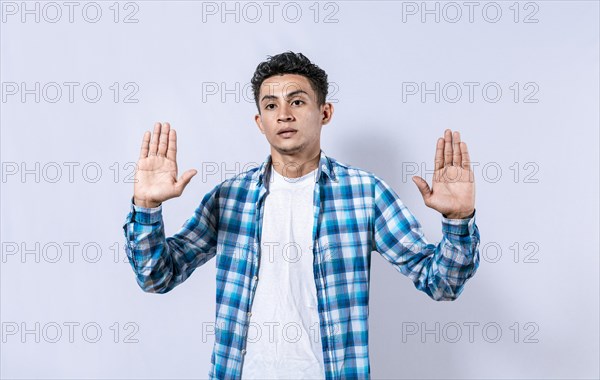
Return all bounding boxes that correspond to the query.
[167,128,177,161]
[158,122,170,157]
[139,131,151,159]
[412,176,431,200]
[460,141,471,170]
[434,137,444,171]
[176,169,198,193]
[149,122,161,155]
[444,129,453,166]
[452,130,462,166]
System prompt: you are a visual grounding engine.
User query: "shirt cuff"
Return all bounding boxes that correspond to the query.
[130,196,163,224]
[441,209,476,236]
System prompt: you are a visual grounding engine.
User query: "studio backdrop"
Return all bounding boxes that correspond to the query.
[1,1,598,379]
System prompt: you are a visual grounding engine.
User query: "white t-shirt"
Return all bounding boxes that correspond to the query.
[241,164,325,380]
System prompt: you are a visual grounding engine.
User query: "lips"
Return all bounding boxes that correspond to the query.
[278,128,297,135]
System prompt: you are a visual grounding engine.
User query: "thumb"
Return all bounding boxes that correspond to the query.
[412,176,431,200]
[176,169,197,191]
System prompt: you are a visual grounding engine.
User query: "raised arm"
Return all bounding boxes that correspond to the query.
[373,129,480,300]
[122,122,218,294]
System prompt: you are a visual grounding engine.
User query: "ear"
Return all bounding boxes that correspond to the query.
[321,102,334,125]
[254,113,265,134]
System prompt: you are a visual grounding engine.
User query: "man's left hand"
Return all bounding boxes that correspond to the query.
[412,129,476,219]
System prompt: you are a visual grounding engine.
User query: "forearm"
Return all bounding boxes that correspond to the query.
[123,201,180,293]
[123,192,219,293]
[378,210,480,301]
[430,210,481,300]
[373,177,480,300]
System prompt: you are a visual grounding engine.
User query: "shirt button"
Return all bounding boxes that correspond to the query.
[247,312,252,317]
[241,349,246,355]
[253,275,258,281]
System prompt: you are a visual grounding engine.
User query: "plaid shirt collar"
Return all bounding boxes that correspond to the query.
[254,148,338,187]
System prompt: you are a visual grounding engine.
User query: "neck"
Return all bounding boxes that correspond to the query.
[270,147,321,178]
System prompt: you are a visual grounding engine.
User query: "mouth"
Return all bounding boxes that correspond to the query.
[277,128,297,138]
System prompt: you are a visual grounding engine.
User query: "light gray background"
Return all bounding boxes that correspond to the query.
[1,1,598,379]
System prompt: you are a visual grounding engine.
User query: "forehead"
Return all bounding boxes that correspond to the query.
[260,74,313,97]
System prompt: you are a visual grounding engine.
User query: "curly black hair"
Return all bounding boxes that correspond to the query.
[251,51,329,113]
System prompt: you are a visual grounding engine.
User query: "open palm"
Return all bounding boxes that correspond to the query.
[412,129,475,219]
[133,122,197,208]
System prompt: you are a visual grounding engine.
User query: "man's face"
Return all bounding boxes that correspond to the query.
[254,73,333,158]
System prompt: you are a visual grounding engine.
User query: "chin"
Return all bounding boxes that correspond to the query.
[275,144,303,155]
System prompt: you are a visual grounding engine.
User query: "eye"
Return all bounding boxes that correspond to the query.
[291,99,304,106]
[265,104,275,110]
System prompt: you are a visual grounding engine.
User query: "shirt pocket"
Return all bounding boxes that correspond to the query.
[216,238,257,276]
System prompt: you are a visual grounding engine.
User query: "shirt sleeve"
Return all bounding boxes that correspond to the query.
[371,177,480,301]
[122,184,220,294]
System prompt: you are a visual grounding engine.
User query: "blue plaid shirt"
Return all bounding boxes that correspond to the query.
[122,149,480,380]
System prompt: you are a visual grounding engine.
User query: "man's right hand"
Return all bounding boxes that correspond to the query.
[133,122,197,208]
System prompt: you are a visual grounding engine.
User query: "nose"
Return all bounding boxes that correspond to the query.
[277,103,294,122]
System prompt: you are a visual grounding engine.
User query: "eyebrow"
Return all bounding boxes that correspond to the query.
[260,89,309,104]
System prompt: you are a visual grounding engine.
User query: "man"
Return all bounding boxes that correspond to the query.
[122,51,480,380]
